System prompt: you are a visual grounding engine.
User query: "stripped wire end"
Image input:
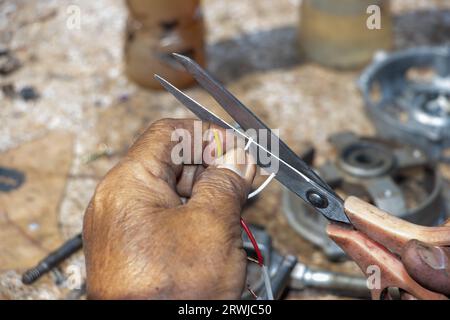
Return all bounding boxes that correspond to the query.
[240,218,274,300]
[240,218,264,266]
[247,283,258,299]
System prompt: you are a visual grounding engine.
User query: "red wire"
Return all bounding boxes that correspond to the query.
[240,218,264,266]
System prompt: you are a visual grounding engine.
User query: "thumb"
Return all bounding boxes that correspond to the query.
[188,148,256,221]
[402,239,450,295]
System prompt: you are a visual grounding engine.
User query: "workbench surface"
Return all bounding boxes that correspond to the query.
[1,0,450,299]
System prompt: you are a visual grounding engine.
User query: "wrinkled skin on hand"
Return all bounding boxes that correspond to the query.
[83,119,256,299]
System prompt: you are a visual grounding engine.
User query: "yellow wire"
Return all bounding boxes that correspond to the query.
[213,130,222,157]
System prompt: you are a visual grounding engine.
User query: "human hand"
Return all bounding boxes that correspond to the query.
[83,119,256,299]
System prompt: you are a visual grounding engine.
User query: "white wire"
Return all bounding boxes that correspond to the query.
[244,137,253,151]
[262,265,274,300]
[244,137,276,199]
[248,173,276,199]
[244,137,274,299]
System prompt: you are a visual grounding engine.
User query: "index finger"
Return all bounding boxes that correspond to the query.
[126,118,241,189]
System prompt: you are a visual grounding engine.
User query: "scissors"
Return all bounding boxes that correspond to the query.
[155,53,450,300]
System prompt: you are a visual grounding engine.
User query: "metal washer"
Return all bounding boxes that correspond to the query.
[359,46,450,162]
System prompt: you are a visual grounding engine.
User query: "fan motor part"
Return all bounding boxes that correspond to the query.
[283,132,449,260]
[242,224,369,299]
[359,46,450,162]
[242,225,297,300]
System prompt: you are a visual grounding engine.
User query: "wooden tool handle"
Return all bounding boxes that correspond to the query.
[343,196,450,255]
[327,223,447,300]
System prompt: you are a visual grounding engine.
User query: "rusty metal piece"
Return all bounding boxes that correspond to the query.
[327,223,447,300]
[344,196,450,255]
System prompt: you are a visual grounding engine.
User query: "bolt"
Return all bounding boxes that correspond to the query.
[22,233,82,285]
[306,190,329,209]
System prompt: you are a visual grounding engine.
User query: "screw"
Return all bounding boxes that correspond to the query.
[306,190,329,209]
[22,233,82,285]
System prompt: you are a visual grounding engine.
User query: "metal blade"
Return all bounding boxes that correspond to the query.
[155,75,230,128]
[171,53,335,194]
[155,74,350,224]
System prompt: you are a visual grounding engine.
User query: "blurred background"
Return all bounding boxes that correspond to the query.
[1,0,450,299]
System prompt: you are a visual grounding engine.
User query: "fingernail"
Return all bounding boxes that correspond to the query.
[417,242,447,270]
[215,148,254,182]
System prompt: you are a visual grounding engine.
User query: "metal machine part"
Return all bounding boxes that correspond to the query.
[22,234,82,285]
[359,46,450,162]
[242,225,296,299]
[290,263,369,298]
[283,132,448,260]
[242,225,369,299]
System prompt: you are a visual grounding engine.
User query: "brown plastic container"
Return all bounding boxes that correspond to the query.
[124,0,205,89]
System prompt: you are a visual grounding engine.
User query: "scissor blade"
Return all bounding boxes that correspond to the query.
[155,75,233,129]
[155,74,350,224]
[172,53,334,194]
